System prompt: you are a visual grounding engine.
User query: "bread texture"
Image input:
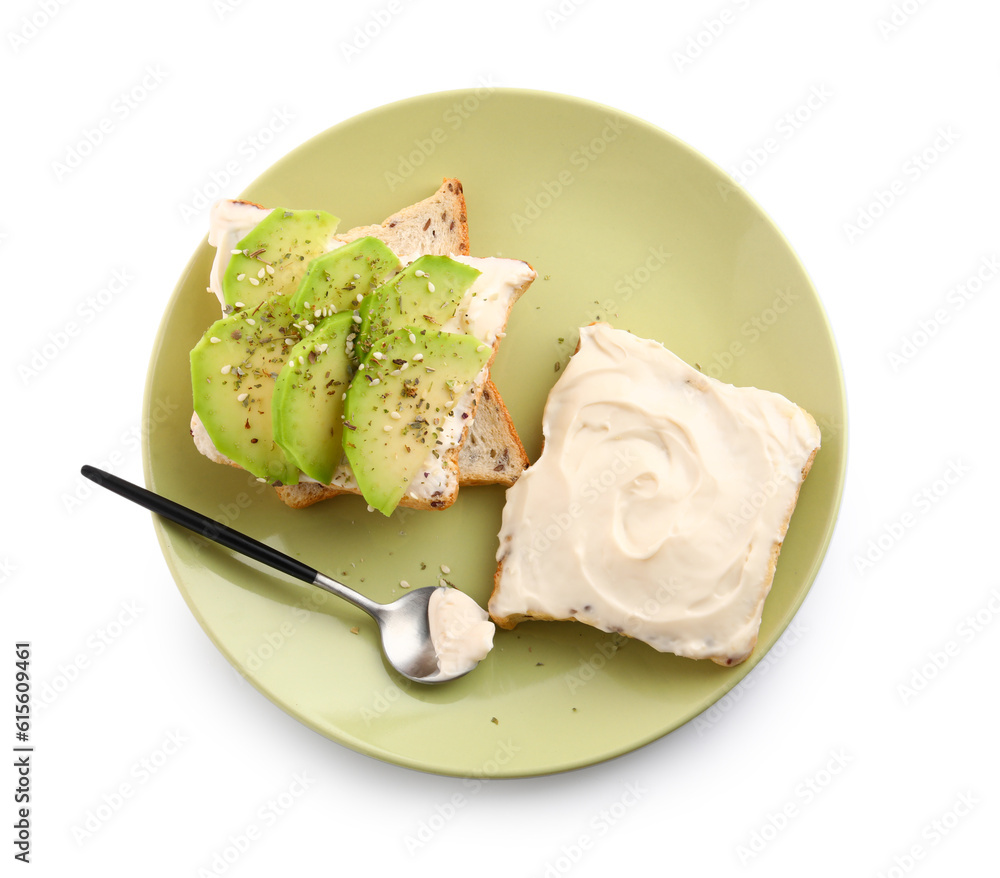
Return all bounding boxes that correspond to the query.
[333,178,470,263]
[454,379,529,487]
[487,323,822,666]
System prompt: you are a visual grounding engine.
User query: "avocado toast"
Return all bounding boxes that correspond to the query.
[189,179,535,514]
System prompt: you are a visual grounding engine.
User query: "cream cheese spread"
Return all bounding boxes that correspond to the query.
[206,200,346,308]
[196,202,535,503]
[489,323,821,665]
[428,588,495,677]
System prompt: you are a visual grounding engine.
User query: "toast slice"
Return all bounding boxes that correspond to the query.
[193,179,532,509]
[488,323,821,666]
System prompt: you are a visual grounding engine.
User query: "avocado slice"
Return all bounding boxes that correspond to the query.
[272,312,356,485]
[191,296,306,485]
[343,328,492,516]
[356,256,481,359]
[222,208,340,311]
[288,236,401,318]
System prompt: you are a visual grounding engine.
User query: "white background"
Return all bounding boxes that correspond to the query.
[4,0,998,874]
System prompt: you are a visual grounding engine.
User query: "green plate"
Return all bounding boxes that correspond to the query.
[143,89,846,777]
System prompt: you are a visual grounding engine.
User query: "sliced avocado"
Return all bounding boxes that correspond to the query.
[191,296,306,485]
[343,328,492,516]
[288,236,401,319]
[222,208,340,311]
[272,312,356,485]
[356,256,481,359]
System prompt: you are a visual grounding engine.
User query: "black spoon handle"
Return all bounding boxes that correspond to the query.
[81,465,318,585]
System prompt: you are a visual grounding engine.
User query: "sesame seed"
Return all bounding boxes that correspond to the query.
[427,282,436,293]
[235,302,246,308]
[314,309,323,319]
[284,338,295,345]
[353,273,361,280]
[220,365,232,374]
[413,353,424,362]
[352,315,362,324]
[306,323,315,332]
[415,269,426,278]
[245,318,255,326]
[355,293,363,303]
[439,578,448,587]
[210,336,221,344]
[370,378,380,386]
[383,425,392,432]
[400,580,410,589]
[367,505,374,513]
[440,564,451,574]
[390,369,401,377]
[372,352,384,360]
[318,343,329,353]
[236,273,246,281]
[408,332,416,343]
[298,356,305,365]
[390,411,401,419]
[231,248,242,254]
[256,477,267,483]
[478,344,490,352]
[237,392,248,402]
[249,277,259,286]
[265,264,275,275]
[257,267,266,279]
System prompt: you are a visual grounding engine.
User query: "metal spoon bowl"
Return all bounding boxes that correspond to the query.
[81,465,479,684]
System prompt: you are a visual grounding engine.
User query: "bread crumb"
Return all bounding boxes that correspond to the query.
[349,626,359,635]
[491,717,499,725]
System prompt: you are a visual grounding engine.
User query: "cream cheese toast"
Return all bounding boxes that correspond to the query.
[488,323,821,666]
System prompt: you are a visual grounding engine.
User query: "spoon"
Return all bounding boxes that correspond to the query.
[81,465,477,684]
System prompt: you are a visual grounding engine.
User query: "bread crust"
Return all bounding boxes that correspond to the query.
[456,379,530,487]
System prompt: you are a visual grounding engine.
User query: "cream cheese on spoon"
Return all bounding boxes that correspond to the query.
[428,588,495,677]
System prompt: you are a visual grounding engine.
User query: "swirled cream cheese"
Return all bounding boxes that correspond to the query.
[428,588,495,677]
[489,323,821,666]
